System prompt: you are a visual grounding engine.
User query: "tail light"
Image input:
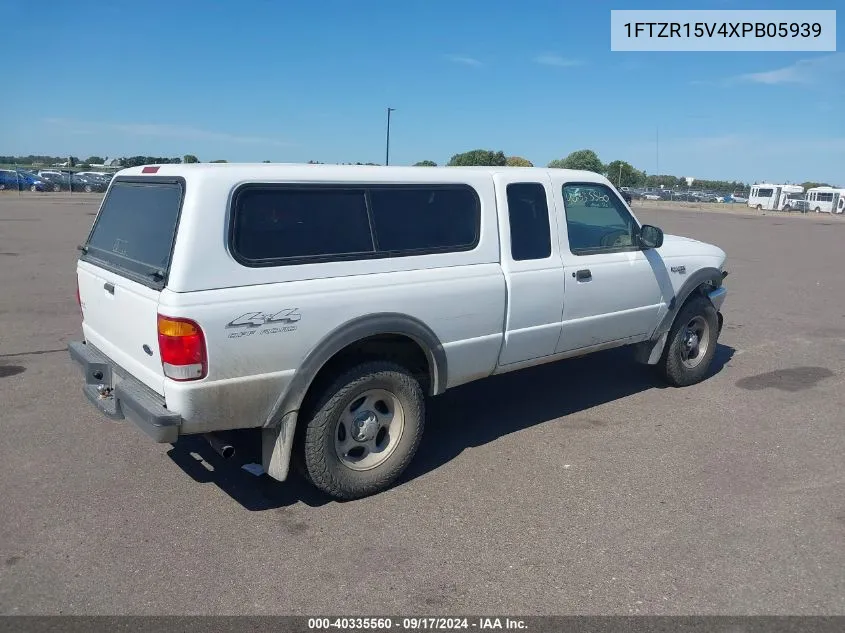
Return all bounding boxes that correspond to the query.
[157,315,207,381]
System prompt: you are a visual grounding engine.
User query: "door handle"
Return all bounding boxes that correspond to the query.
[103,282,114,294]
[574,269,592,281]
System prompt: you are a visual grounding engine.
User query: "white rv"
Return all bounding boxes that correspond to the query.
[747,184,804,211]
[805,187,845,214]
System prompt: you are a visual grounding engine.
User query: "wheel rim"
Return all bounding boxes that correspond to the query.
[680,315,710,369]
[334,388,405,471]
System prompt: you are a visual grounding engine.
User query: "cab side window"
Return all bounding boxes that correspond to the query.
[562,183,638,255]
[506,182,552,261]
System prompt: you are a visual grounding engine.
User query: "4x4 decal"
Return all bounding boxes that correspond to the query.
[226,309,301,338]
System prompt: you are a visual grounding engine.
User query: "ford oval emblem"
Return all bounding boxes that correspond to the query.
[142,344,153,356]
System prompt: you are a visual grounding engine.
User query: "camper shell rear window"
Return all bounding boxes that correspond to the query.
[81,177,185,289]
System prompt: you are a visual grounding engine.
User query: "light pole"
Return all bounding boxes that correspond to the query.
[385,107,395,166]
[655,126,660,187]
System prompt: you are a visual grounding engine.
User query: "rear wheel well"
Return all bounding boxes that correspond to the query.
[299,334,432,417]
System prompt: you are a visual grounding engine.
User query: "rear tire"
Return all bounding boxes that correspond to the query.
[656,295,719,387]
[298,361,425,500]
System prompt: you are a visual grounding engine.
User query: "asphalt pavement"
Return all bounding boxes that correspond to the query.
[1,194,843,615]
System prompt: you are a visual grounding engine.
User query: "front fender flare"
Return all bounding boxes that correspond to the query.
[634,266,724,365]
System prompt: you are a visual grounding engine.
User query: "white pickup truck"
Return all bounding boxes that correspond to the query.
[69,164,728,500]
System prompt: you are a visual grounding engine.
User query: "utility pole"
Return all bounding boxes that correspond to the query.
[656,126,660,187]
[385,107,396,166]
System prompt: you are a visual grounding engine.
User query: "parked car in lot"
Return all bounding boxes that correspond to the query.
[69,164,729,500]
[36,171,73,192]
[782,199,811,213]
[73,173,110,192]
[0,170,21,190]
[0,169,47,191]
[51,173,111,193]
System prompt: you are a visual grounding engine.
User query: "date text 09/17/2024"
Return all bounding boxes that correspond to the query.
[307,617,528,630]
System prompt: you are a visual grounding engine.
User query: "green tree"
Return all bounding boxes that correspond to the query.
[183,154,199,164]
[210,159,228,163]
[413,160,437,166]
[85,156,104,165]
[547,149,603,173]
[447,149,508,166]
[68,156,78,167]
[262,160,271,163]
[604,160,643,188]
[506,156,533,167]
[802,181,830,190]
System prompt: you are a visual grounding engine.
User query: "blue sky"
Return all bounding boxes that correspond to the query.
[3,0,843,184]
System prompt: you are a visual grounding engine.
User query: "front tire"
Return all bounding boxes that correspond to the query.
[299,361,425,500]
[656,295,719,387]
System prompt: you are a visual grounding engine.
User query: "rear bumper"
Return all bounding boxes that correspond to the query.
[68,340,181,443]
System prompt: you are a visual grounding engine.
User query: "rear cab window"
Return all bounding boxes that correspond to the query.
[505,182,552,261]
[81,177,185,288]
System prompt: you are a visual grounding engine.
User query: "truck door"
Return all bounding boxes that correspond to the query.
[493,173,565,366]
[773,187,782,210]
[551,180,664,353]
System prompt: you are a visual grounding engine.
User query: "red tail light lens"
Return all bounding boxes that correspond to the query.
[157,315,207,381]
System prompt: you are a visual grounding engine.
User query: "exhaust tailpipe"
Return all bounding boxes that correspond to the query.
[203,433,235,459]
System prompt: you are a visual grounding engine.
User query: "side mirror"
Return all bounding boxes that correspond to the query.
[639,224,664,249]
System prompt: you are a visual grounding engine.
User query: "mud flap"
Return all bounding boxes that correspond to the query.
[633,331,669,365]
[262,411,298,481]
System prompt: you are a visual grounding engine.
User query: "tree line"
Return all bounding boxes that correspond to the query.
[409,149,836,192]
[1,151,834,191]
